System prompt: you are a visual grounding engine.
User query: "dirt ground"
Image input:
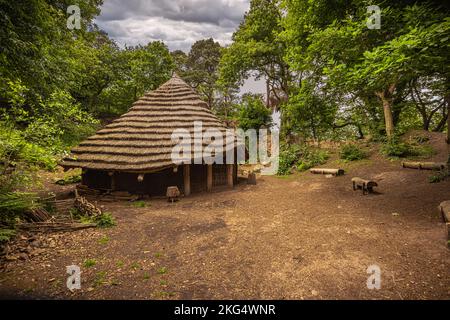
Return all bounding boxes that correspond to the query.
[1,137,449,300]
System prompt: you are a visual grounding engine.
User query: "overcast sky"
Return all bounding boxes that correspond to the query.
[95,0,266,95]
[95,0,250,52]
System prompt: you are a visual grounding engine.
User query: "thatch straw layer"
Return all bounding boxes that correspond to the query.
[61,74,235,172]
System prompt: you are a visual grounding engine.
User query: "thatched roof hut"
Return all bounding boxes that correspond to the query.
[61,74,237,196]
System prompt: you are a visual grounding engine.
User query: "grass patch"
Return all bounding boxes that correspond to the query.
[157,267,168,275]
[83,258,96,268]
[154,252,163,258]
[131,262,140,270]
[94,271,107,287]
[116,260,124,268]
[143,272,151,280]
[98,236,109,245]
[132,201,147,208]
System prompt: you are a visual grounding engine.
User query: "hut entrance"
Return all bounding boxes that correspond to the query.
[114,168,183,196]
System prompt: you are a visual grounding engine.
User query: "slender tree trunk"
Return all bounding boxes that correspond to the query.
[376,85,396,139]
[377,93,395,138]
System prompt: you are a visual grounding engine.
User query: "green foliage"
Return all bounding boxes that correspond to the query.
[83,259,97,268]
[381,137,436,159]
[98,236,110,245]
[280,0,449,140]
[0,228,16,243]
[340,144,367,161]
[55,175,81,186]
[132,201,147,208]
[0,192,40,227]
[183,38,222,108]
[282,80,337,141]
[428,170,447,183]
[94,212,116,229]
[278,144,329,175]
[157,267,168,275]
[237,94,272,131]
[381,140,412,158]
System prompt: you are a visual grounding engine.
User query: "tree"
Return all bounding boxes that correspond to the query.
[237,94,272,131]
[184,38,222,109]
[218,0,291,109]
[281,0,450,139]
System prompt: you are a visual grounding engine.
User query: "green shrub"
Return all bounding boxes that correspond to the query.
[428,170,447,183]
[277,144,329,175]
[83,258,96,268]
[55,175,81,185]
[132,201,147,208]
[381,137,435,159]
[278,144,302,175]
[340,144,366,161]
[0,229,16,243]
[381,140,412,158]
[94,212,116,228]
[296,148,329,172]
[0,192,41,226]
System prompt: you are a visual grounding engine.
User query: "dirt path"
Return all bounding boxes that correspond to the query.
[1,157,449,300]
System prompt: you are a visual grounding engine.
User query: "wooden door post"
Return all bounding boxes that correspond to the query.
[207,165,213,192]
[227,164,234,188]
[184,164,191,196]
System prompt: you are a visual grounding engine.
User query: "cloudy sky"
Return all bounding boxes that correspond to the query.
[95,0,250,52]
[95,0,266,95]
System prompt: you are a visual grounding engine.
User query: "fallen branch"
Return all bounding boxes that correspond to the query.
[17,222,97,232]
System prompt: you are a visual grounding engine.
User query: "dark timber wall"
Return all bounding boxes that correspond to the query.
[82,163,238,197]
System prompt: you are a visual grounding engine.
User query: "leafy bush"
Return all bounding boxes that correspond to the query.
[340,144,366,161]
[237,94,272,131]
[0,123,58,171]
[278,144,302,175]
[0,229,16,243]
[55,174,81,185]
[296,148,329,171]
[0,192,41,226]
[381,140,412,158]
[381,138,435,159]
[278,144,329,175]
[94,212,116,228]
[428,170,447,183]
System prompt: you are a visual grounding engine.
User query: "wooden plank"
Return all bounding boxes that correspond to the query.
[184,164,191,196]
[227,164,234,188]
[207,165,213,192]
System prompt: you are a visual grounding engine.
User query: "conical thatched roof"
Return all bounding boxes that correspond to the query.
[61,74,233,173]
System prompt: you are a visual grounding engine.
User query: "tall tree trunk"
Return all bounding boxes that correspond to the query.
[376,84,396,139]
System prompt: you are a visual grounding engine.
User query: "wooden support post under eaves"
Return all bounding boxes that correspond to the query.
[184,164,191,196]
[227,164,234,188]
[207,165,213,192]
[108,172,115,191]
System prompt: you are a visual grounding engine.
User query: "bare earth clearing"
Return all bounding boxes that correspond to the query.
[1,143,449,300]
